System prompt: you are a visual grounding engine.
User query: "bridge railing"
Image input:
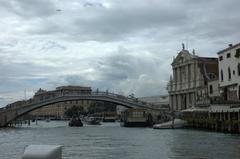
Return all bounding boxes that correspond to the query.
[91,91,154,107]
[0,91,163,113]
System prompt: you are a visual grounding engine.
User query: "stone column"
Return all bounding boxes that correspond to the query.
[178,94,182,111]
[173,95,176,111]
[173,68,176,83]
[174,68,177,90]
[238,110,240,133]
[177,68,181,90]
[179,67,182,90]
[176,95,178,111]
[185,65,188,89]
[188,64,191,88]
[193,62,196,87]
[175,95,178,111]
[191,93,195,108]
[173,68,177,91]
[189,93,192,107]
[180,94,182,110]
[169,95,173,111]
[169,95,172,111]
[190,64,193,88]
[186,93,189,109]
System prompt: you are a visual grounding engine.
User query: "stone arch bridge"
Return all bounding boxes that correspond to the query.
[0,91,168,127]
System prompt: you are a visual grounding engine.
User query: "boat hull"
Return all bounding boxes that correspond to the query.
[153,119,187,129]
[68,118,83,127]
[121,121,148,127]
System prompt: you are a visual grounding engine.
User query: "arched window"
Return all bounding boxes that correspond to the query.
[228,67,231,80]
[221,69,224,81]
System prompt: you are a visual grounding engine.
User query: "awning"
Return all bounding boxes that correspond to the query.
[181,108,209,113]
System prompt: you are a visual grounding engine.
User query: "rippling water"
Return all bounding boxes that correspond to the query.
[0,121,240,159]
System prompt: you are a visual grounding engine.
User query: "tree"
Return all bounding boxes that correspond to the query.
[88,102,105,114]
[64,106,83,118]
[87,101,116,114]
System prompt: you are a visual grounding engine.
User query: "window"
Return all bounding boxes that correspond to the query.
[189,93,192,104]
[219,56,223,61]
[221,69,224,81]
[238,63,240,76]
[235,48,240,58]
[239,86,240,100]
[228,67,231,80]
[180,57,184,63]
[208,73,216,80]
[227,53,231,58]
[209,85,213,94]
[233,70,235,75]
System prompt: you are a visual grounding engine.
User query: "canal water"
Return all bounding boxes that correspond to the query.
[0,121,240,159]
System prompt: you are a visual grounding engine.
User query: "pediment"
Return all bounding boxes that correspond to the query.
[172,50,194,65]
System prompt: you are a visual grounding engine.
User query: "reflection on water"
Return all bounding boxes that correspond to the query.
[0,121,240,159]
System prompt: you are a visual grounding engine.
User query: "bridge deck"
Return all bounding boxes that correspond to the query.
[0,91,168,127]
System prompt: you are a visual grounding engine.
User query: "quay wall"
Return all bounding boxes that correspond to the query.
[182,110,240,133]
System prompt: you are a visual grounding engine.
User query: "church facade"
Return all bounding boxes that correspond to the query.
[167,46,218,112]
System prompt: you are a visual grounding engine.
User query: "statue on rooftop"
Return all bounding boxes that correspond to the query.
[182,43,185,50]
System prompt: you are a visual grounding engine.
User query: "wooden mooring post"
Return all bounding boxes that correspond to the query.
[184,109,240,134]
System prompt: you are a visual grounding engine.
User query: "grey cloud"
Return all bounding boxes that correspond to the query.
[87,48,169,95]
[48,74,112,92]
[61,75,89,86]
[20,0,188,41]
[173,0,240,41]
[0,61,54,78]
[1,0,240,106]
[0,0,56,18]
[40,41,67,51]
[3,0,240,44]
[96,55,152,79]
[83,2,104,8]
[72,5,187,41]
[39,46,170,97]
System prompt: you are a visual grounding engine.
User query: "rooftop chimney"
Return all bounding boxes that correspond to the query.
[229,44,233,47]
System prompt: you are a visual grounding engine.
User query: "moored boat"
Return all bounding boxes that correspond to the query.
[153,119,187,129]
[45,118,50,122]
[120,108,153,127]
[102,112,117,122]
[68,117,83,127]
[84,116,101,125]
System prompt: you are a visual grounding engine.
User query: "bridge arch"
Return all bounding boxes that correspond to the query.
[0,92,165,127]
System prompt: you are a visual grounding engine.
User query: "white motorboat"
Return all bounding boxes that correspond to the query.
[153,119,187,129]
[84,117,101,125]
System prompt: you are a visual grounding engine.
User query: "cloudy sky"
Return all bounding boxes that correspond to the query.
[0,0,240,107]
